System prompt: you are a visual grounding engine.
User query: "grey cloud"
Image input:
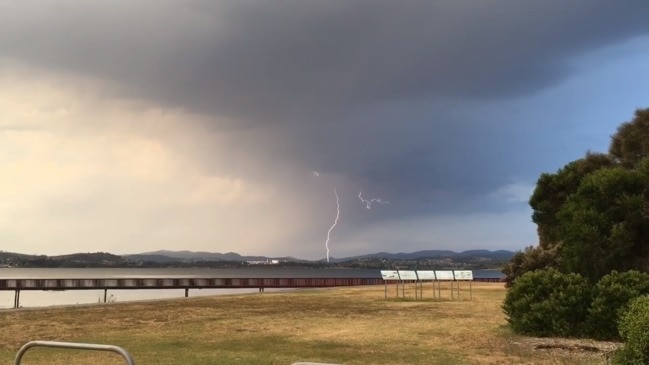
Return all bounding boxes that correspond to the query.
[2,1,648,123]
[2,0,648,236]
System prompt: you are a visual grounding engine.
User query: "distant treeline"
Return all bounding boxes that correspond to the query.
[0,250,510,270]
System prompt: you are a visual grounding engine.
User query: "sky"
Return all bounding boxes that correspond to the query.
[2,1,649,259]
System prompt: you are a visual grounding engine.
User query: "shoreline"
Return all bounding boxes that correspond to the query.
[0,287,301,311]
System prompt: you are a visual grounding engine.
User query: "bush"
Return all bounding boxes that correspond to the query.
[587,270,649,340]
[614,295,649,365]
[503,268,590,337]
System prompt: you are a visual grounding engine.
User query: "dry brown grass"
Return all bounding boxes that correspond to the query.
[0,283,614,364]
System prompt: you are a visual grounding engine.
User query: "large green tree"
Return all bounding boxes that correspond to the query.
[507,108,649,284]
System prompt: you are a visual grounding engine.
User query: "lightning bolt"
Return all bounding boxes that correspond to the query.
[324,188,340,263]
[358,191,388,209]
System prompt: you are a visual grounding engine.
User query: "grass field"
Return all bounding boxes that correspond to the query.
[0,283,616,364]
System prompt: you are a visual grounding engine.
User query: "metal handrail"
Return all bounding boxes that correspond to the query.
[14,341,135,365]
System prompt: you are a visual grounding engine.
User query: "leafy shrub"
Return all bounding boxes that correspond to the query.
[503,268,590,337]
[587,270,649,340]
[614,295,649,365]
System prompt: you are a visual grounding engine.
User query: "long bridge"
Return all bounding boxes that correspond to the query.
[0,274,502,309]
[0,277,385,308]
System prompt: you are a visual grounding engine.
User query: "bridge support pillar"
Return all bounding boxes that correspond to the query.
[185,288,189,298]
[104,289,108,303]
[14,290,20,309]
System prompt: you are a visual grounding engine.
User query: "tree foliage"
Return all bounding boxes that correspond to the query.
[557,165,649,281]
[529,152,614,249]
[610,108,649,168]
[501,245,559,287]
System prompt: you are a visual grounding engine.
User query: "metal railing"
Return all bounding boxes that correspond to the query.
[14,341,135,365]
[12,340,352,364]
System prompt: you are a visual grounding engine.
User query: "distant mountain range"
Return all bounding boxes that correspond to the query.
[127,250,305,263]
[336,249,514,261]
[129,249,515,263]
[0,249,515,269]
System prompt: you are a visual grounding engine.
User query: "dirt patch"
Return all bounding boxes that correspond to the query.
[535,343,600,352]
[511,337,622,362]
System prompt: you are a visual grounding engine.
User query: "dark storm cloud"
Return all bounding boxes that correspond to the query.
[3,1,648,121]
[2,0,649,215]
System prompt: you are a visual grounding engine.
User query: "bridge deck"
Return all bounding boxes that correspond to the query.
[0,277,385,291]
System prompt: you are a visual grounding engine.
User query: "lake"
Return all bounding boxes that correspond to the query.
[0,267,503,309]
